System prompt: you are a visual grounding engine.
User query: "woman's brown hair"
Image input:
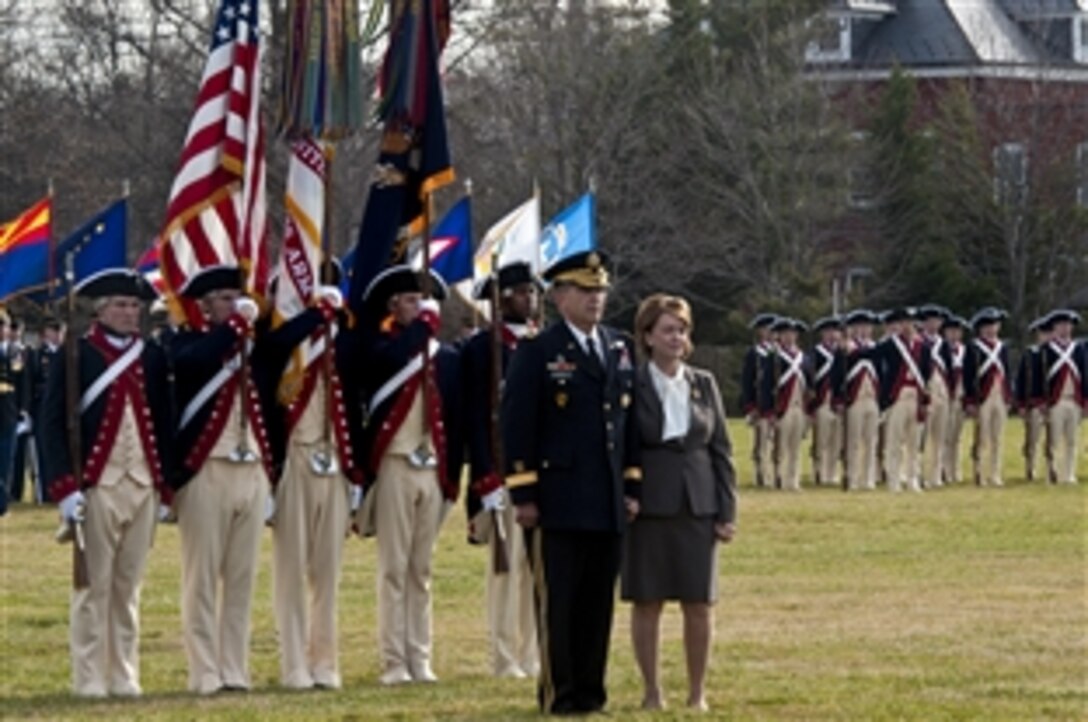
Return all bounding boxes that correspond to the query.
[634,293,694,359]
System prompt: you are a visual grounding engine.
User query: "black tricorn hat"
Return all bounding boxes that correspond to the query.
[1044,309,1082,327]
[813,315,843,332]
[542,250,610,289]
[917,304,950,321]
[749,313,778,330]
[362,264,448,309]
[180,265,243,299]
[75,268,158,301]
[771,317,808,333]
[970,306,1008,331]
[941,314,969,331]
[474,261,542,301]
[844,308,879,326]
[883,307,918,324]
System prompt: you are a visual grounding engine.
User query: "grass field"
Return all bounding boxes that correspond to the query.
[1,420,1086,720]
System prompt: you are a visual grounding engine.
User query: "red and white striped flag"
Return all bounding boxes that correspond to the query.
[158,0,268,328]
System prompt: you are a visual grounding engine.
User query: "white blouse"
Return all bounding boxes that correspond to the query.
[649,361,690,442]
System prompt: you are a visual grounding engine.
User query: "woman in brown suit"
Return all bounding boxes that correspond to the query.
[622,293,737,711]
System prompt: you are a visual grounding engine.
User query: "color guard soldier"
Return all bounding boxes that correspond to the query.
[0,309,30,504]
[31,318,64,503]
[740,313,777,487]
[1016,317,1050,482]
[167,266,273,694]
[265,275,365,690]
[878,308,930,493]
[918,305,951,488]
[355,265,462,686]
[41,269,171,697]
[834,309,881,491]
[761,317,809,491]
[462,261,541,679]
[941,315,969,484]
[1039,310,1086,484]
[502,250,641,715]
[808,316,842,487]
[963,307,1012,487]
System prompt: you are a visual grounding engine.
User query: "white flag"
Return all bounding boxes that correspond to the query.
[474,195,540,282]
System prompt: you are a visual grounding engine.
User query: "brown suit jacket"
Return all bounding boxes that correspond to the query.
[636,362,736,522]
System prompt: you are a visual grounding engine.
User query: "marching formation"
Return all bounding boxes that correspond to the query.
[740,306,1087,492]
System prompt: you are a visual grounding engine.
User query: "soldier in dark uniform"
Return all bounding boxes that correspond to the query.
[963,307,1012,486]
[503,250,641,715]
[1038,309,1086,484]
[41,269,172,697]
[740,314,776,487]
[1016,316,1050,482]
[808,316,843,486]
[354,265,463,685]
[167,265,273,694]
[30,317,64,503]
[834,309,881,490]
[877,308,931,492]
[462,261,541,679]
[9,318,33,501]
[0,309,30,504]
[759,318,810,491]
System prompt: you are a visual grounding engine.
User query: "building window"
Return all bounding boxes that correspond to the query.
[993,142,1028,206]
[847,131,876,209]
[806,15,851,64]
[1077,142,1088,207]
[1074,16,1088,63]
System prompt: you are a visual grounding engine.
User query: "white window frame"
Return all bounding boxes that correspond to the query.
[806,15,852,64]
[846,130,876,209]
[992,142,1028,206]
[1074,16,1088,63]
[1077,141,1088,207]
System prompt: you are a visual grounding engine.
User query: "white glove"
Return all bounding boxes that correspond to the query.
[59,491,86,523]
[350,484,363,512]
[16,413,31,435]
[158,503,175,523]
[420,298,441,317]
[481,487,506,512]
[264,495,276,524]
[234,297,259,323]
[317,285,343,309]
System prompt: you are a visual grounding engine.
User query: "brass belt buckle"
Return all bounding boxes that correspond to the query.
[310,447,339,476]
[407,445,437,469]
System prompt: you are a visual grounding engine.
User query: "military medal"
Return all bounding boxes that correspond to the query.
[620,392,631,408]
[556,391,569,408]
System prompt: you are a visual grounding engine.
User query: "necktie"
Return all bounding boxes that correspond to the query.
[585,335,604,375]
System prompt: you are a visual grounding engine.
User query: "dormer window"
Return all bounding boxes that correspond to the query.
[1075,16,1088,63]
[806,15,851,63]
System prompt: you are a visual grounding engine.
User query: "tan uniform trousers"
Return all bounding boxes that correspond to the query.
[481,494,538,677]
[1048,378,1082,484]
[176,458,268,693]
[944,389,965,483]
[845,393,879,491]
[813,401,842,485]
[922,378,950,487]
[374,454,443,677]
[1024,407,1046,482]
[776,396,806,491]
[272,442,350,688]
[974,388,1007,486]
[755,417,775,487]
[70,475,156,697]
[884,387,921,492]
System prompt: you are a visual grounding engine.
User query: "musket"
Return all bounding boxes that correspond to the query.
[1023,348,1034,482]
[971,411,982,487]
[311,143,338,477]
[752,346,765,487]
[486,251,510,575]
[63,252,89,590]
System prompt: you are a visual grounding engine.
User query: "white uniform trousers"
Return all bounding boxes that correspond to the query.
[883,388,921,492]
[1024,407,1046,482]
[272,442,350,688]
[374,454,443,678]
[482,497,538,677]
[69,475,156,697]
[1048,400,1082,484]
[974,390,1007,486]
[813,402,842,485]
[176,459,268,693]
[944,393,965,483]
[845,397,879,490]
[776,405,806,491]
[755,417,775,487]
[922,385,950,487]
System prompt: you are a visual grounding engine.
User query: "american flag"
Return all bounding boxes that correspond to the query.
[158,0,267,328]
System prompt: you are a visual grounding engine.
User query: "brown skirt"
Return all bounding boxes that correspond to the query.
[621,508,718,603]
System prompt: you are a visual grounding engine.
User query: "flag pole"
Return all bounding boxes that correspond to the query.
[46,179,57,314]
[487,248,510,575]
[319,140,337,475]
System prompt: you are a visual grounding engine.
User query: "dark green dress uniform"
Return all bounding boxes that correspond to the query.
[0,329,30,503]
[502,251,641,715]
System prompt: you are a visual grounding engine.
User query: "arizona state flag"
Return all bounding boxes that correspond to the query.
[0,197,52,301]
[347,0,454,321]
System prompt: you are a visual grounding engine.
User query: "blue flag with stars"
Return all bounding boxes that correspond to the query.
[49,199,128,299]
[540,193,595,271]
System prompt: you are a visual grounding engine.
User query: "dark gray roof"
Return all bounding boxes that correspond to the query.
[997,0,1084,18]
[853,2,978,66]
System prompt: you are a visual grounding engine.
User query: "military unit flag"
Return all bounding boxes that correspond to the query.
[0,197,52,302]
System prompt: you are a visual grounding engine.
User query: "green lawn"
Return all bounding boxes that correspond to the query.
[1,419,1085,720]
